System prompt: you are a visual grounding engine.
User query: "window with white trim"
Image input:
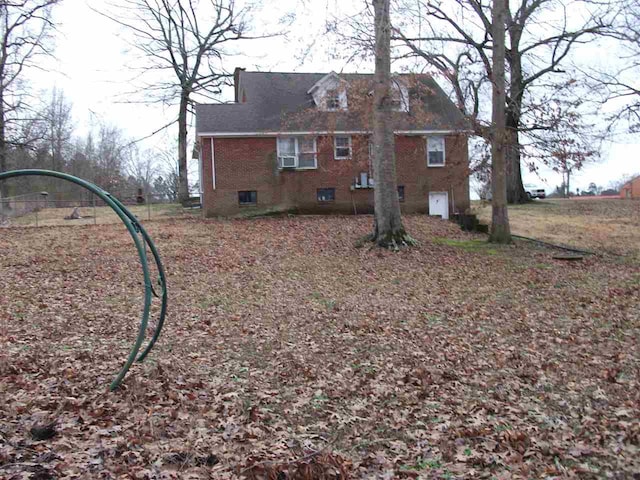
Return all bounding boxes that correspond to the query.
[427,136,445,166]
[323,88,347,111]
[326,89,341,110]
[334,136,351,159]
[277,137,318,169]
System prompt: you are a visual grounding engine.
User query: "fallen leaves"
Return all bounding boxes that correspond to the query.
[0,214,639,478]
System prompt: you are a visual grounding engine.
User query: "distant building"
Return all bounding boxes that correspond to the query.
[195,69,470,217]
[620,175,640,199]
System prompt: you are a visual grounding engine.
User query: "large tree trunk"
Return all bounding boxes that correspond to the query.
[489,0,511,244]
[177,91,189,205]
[505,115,528,204]
[505,15,528,205]
[369,0,414,249]
[0,94,8,205]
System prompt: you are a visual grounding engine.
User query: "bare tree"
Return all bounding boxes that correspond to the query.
[367,0,415,248]
[93,123,132,191]
[394,0,616,204]
[42,87,73,172]
[0,0,60,201]
[153,145,179,202]
[101,0,255,205]
[595,0,640,132]
[127,147,159,194]
[489,0,511,243]
[526,91,601,197]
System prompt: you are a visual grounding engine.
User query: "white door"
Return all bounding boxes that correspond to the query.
[429,192,449,219]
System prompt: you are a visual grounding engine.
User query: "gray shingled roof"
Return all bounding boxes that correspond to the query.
[196,71,468,135]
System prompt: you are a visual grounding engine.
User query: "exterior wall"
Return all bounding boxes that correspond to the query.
[201,134,469,217]
[620,177,640,199]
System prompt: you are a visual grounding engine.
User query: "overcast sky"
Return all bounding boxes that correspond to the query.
[31,0,640,193]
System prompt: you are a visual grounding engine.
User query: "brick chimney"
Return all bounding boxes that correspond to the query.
[234,67,246,103]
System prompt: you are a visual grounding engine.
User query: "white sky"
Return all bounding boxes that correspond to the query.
[29,0,640,193]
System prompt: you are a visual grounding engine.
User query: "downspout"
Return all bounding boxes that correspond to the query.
[211,138,216,190]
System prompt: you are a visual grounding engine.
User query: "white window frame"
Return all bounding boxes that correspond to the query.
[277,137,318,170]
[334,135,352,159]
[326,89,341,111]
[427,136,446,167]
[390,82,409,112]
[323,88,348,111]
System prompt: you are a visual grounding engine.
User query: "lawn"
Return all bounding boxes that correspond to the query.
[473,198,640,259]
[3,203,196,227]
[0,215,638,479]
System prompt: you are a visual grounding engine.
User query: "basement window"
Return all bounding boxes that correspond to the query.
[427,136,445,166]
[398,185,405,202]
[238,190,257,205]
[317,188,335,203]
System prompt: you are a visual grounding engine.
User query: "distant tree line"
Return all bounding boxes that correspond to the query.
[548,173,638,198]
[0,0,185,206]
[1,88,179,202]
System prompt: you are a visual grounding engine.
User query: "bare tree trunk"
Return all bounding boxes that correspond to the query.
[100,0,252,208]
[369,0,414,249]
[0,94,8,204]
[0,28,8,204]
[177,91,189,205]
[489,0,511,244]
[505,113,528,204]
[505,21,528,205]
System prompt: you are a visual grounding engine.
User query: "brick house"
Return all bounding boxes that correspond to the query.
[195,69,470,217]
[620,175,640,199]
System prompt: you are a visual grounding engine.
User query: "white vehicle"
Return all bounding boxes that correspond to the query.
[524,184,546,199]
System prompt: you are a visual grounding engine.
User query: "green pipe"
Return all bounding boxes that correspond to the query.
[0,169,167,390]
[108,195,167,362]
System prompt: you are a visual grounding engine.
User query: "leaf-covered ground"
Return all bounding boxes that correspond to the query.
[474,198,640,259]
[1,215,638,479]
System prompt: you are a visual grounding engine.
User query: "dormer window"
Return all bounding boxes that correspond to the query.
[324,88,347,111]
[326,89,341,110]
[308,72,348,111]
[390,90,403,110]
[391,79,409,112]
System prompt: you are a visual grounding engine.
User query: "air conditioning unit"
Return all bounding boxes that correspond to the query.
[280,156,296,168]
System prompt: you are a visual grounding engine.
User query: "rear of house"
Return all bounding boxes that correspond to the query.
[620,175,640,199]
[196,69,470,217]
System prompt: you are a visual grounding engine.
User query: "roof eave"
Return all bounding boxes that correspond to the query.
[196,129,471,137]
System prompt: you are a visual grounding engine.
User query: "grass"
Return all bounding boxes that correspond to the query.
[473,198,640,259]
[3,202,196,227]
[0,214,638,478]
[433,237,499,255]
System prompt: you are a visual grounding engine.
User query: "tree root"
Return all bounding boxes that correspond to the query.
[355,230,418,251]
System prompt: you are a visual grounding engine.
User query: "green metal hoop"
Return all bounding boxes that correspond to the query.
[0,169,167,390]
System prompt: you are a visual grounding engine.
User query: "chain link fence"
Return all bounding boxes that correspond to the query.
[0,190,200,228]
